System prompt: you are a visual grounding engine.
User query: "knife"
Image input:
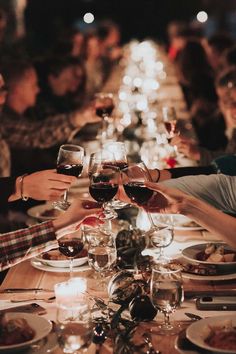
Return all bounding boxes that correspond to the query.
[0,288,54,293]
[185,289,236,298]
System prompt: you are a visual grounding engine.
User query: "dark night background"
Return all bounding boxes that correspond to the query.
[1,0,236,49]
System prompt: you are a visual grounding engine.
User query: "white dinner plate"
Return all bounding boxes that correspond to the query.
[31,259,90,273]
[0,312,52,353]
[152,213,204,231]
[182,243,236,268]
[186,314,236,354]
[182,270,236,281]
[27,204,62,221]
[35,252,88,268]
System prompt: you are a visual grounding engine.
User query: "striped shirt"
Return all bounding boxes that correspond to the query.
[0,221,57,271]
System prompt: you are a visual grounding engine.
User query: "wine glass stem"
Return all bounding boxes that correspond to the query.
[147,212,156,230]
[63,190,68,203]
[69,258,73,278]
[163,312,171,327]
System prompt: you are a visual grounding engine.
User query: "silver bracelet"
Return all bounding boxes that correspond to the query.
[19,174,29,201]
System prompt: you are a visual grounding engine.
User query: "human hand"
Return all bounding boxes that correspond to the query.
[72,105,101,127]
[143,181,190,214]
[11,170,77,202]
[170,136,200,160]
[54,199,103,232]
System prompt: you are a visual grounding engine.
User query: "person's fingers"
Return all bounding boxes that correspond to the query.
[82,216,104,227]
[49,175,77,184]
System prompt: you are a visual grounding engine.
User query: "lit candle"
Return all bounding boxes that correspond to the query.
[54,281,77,304]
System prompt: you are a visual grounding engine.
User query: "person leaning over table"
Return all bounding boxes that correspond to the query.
[143,178,236,248]
[0,199,102,271]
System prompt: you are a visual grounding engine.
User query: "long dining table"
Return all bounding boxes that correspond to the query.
[0,227,235,354]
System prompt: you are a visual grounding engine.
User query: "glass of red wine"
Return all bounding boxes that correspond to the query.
[58,235,84,278]
[53,144,84,211]
[89,164,119,220]
[88,149,115,178]
[94,92,115,143]
[121,162,160,236]
[162,106,178,143]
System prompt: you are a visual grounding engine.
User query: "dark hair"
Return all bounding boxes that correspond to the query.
[215,67,236,88]
[208,33,234,54]
[0,60,33,86]
[224,45,236,67]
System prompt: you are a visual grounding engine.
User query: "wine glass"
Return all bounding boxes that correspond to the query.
[53,144,84,211]
[87,229,117,291]
[56,300,93,353]
[103,141,129,209]
[58,234,84,278]
[88,149,115,178]
[150,266,184,335]
[121,162,159,236]
[149,226,174,263]
[162,106,178,143]
[94,92,115,143]
[89,164,119,220]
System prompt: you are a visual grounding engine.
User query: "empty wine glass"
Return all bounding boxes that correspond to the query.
[94,92,115,143]
[149,226,174,263]
[56,300,93,353]
[150,266,184,335]
[87,229,117,291]
[58,233,84,278]
[89,164,119,220]
[53,144,84,211]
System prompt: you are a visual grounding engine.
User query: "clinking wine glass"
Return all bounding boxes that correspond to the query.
[56,300,93,353]
[58,234,84,278]
[53,144,84,211]
[150,266,184,335]
[162,106,178,142]
[121,162,159,236]
[88,149,115,178]
[89,164,119,220]
[95,92,115,143]
[150,226,174,264]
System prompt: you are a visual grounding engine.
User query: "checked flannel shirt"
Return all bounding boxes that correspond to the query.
[0,221,58,271]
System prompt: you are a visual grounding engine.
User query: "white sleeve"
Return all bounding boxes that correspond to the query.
[162,174,236,214]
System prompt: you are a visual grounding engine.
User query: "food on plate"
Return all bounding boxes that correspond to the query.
[40,208,61,218]
[0,313,35,345]
[196,243,236,263]
[41,248,87,260]
[170,259,217,275]
[205,322,236,351]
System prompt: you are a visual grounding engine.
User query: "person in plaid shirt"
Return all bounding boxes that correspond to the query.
[0,199,101,271]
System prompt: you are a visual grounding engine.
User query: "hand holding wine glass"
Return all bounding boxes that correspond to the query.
[53,144,84,211]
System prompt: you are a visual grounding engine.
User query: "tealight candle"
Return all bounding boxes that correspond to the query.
[54,281,77,304]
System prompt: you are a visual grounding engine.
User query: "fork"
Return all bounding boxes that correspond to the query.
[10,296,55,303]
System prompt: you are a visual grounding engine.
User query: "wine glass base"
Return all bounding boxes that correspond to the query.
[53,200,71,211]
[111,200,130,210]
[153,321,183,335]
[100,210,117,220]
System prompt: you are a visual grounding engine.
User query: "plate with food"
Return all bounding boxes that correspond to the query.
[182,243,236,271]
[31,258,90,273]
[35,248,88,268]
[169,257,236,281]
[186,314,236,353]
[152,214,204,231]
[0,312,52,353]
[27,204,62,221]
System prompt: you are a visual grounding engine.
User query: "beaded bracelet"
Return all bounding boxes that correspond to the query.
[19,174,29,201]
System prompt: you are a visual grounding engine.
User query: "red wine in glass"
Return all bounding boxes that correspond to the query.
[123,181,153,205]
[89,182,118,203]
[58,239,84,258]
[96,104,114,118]
[57,164,83,177]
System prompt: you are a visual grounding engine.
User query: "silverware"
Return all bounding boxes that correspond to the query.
[143,333,161,354]
[0,288,54,293]
[184,313,203,321]
[10,296,55,303]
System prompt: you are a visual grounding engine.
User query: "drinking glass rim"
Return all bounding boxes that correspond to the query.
[60,144,84,153]
[152,266,182,275]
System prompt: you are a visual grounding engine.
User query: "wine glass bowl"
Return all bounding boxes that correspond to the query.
[150,226,174,263]
[95,92,114,120]
[89,165,119,220]
[58,235,84,278]
[53,144,84,211]
[150,266,184,335]
[162,106,178,142]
